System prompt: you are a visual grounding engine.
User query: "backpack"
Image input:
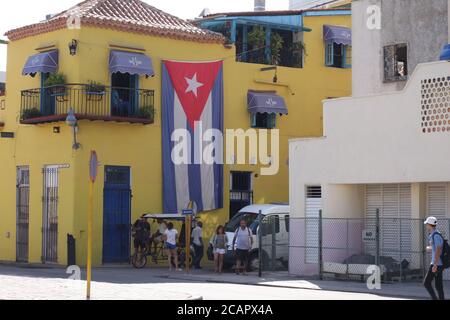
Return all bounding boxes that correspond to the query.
[433,232,450,269]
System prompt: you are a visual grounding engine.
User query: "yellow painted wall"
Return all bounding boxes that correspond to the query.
[0,13,351,266]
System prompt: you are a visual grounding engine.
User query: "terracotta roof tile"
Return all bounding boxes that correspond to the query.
[5,0,224,43]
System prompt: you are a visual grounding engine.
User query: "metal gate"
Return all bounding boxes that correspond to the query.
[103,166,131,263]
[42,166,59,263]
[16,166,30,262]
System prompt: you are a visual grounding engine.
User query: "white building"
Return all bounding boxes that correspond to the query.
[288,0,450,279]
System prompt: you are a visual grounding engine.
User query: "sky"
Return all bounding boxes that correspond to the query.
[0,0,290,71]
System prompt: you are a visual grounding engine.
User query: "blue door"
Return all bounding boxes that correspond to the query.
[103,166,131,263]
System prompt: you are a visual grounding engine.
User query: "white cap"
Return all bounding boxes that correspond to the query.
[424,216,437,226]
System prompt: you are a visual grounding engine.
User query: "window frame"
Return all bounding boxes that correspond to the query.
[383,43,408,83]
[325,41,352,69]
[251,112,277,129]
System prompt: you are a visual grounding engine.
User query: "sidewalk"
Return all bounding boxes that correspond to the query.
[163,269,450,300]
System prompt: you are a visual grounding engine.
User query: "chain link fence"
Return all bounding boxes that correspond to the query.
[259,212,450,282]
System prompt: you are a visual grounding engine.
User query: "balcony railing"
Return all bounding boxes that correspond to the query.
[237,46,303,69]
[20,84,155,125]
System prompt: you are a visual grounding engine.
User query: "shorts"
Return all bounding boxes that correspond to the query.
[165,243,177,250]
[214,248,226,255]
[235,249,249,261]
[134,238,147,249]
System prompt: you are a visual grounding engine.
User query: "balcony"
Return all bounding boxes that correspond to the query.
[20,84,155,125]
[237,46,303,68]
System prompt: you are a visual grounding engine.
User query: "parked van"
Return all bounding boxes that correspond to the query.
[209,204,290,271]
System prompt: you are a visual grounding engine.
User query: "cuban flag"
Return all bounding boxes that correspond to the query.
[162,60,224,214]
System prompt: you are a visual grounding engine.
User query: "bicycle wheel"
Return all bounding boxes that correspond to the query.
[132,253,147,269]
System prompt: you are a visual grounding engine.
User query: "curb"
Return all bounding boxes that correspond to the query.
[163,274,430,300]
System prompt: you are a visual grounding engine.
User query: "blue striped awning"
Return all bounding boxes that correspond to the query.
[323,25,351,46]
[247,90,288,115]
[22,50,59,76]
[109,50,154,77]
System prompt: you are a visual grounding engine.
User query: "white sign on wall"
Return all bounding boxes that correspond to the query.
[362,229,376,242]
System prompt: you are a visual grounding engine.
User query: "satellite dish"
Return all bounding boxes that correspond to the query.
[199,8,211,17]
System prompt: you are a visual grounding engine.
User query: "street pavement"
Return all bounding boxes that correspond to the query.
[0,263,409,300]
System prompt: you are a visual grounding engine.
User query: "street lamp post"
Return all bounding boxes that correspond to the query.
[65,109,81,150]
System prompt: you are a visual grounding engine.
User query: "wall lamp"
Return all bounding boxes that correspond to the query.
[69,39,78,56]
[66,108,81,150]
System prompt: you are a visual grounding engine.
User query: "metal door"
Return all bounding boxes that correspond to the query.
[42,166,59,263]
[16,166,30,262]
[305,186,322,264]
[103,166,131,263]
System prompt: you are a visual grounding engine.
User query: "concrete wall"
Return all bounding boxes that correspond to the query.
[352,0,448,96]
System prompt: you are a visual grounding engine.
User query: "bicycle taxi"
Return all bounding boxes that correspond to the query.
[131,213,195,269]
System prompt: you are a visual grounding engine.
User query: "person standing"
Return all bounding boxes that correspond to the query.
[192,221,204,269]
[132,215,151,255]
[212,225,228,274]
[423,216,445,300]
[232,219,253,275]
[163,222,181,272]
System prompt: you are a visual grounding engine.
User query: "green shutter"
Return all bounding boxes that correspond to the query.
[325,42,334,67]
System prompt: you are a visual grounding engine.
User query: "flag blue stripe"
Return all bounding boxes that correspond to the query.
[162,64,178,213]
[187,122,204,212]
[212,66,224,209]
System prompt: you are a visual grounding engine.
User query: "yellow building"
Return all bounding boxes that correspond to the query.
[0,0,351,266]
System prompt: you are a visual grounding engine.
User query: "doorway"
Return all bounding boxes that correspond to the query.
[103,166,132,263]
[42,166,59,263]
[229,171,253,219]
[16,166,30,263]
[111,73,138,116]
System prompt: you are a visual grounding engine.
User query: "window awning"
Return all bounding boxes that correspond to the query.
[247,90,288,115]
[323,25,351,46]
[109,50,154,77]
[22,50,59,76]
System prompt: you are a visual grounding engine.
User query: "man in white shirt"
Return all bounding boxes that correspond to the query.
[192,221,204,269]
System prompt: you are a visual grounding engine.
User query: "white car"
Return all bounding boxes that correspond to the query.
[209,204,290,271]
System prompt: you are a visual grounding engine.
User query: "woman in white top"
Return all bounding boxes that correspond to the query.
[163,222,181,271]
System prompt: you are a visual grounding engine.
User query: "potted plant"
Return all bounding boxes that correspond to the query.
[86,81,106,95]
[248,26,266,64]
[136,105,155,122]
[270,32,284,65]
[21,107,42,121]
[291,41,306,68]
[44,73,67,96]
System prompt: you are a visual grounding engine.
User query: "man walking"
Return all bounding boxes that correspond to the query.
[232,219,253,275]
[192,221,204,269]
[423,216,445,300]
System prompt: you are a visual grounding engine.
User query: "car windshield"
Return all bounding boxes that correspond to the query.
[225,212,261,234]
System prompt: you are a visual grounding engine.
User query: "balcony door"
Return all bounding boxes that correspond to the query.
[111,72,139,117]
[40,73,55,116]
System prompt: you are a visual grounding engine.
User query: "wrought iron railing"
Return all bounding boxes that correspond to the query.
[20,84,155,123]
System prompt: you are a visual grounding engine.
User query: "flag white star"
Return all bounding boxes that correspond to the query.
[185,73,204,97]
